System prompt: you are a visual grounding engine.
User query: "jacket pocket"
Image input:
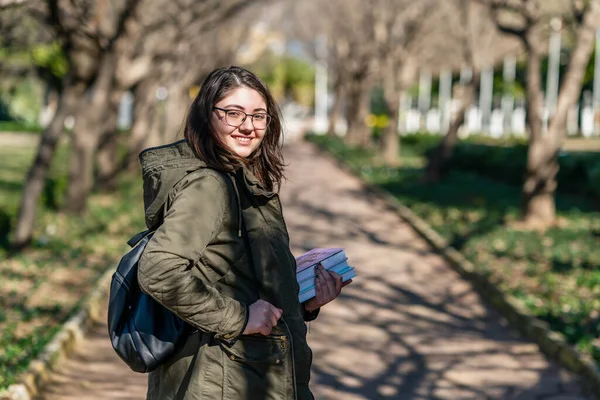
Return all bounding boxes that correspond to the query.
[220,333,288,364]
[220,334,290,400]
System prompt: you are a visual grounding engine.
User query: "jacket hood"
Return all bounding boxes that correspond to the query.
[139,139,206,229]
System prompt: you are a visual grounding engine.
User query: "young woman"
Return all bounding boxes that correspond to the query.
[137,66,349,400]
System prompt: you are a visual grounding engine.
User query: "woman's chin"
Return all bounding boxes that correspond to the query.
[230,145,255,159]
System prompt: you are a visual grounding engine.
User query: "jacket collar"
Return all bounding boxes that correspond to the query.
[238,166,275,198]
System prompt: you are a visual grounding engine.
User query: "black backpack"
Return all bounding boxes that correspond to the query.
[107,230,190,373]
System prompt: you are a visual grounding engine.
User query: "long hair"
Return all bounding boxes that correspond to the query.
[184,66,285,192]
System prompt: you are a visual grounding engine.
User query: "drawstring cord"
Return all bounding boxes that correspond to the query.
[228,173,243,238]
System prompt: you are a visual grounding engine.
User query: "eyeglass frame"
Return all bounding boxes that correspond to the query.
[213,107,272,130]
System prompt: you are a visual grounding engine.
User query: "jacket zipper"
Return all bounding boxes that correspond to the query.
[282,318,298,400]
[276,195,300,400]
[274,196,290,236]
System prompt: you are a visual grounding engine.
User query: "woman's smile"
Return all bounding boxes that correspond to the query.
[232,135,253,145]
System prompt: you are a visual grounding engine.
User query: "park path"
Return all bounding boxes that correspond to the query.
[40,140,590,400]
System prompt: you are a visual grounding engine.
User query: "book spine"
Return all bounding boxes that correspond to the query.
[320,251,347,270]
[299,287,316,303]
[297,262,351,287]
[298,267,356,300]
[296,254,348,283]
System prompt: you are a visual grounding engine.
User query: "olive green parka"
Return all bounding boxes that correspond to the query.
[137,139,317,400]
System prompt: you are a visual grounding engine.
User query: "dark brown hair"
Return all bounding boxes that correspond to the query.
[184,65,285,192]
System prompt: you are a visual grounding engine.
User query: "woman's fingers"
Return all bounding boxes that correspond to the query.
[271,305,283,320]
[321,266,337,296]
[269,307,280,328]
[244,300,285,336]
[314,268,323,298]
[260,319,272,335]
[314,264,353,307]
[321,265,335,283]
[329,271,343,294]
[317,264,333,299]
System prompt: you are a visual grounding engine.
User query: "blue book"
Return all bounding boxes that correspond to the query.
[297,260,351,288]
[298,266,356,303]
[295,248,347,284]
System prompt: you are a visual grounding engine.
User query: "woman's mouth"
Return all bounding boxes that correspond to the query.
[232,136,252,145]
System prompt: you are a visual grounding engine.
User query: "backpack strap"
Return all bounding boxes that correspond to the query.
[127,229,153,247]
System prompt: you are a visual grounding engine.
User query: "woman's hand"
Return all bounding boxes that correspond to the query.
[303,263,352,313]
[243,299,283,336]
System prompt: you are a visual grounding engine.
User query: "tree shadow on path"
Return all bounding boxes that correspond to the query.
[278,145,590,399]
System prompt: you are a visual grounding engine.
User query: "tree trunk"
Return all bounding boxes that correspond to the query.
[522,137,558,226]
[149,100,165,148]
[327,77,344,137]
[520,38,548,225]
[12,79,85,248]
[164,82,189,142]
[67,125,102,213]
[344,77,370,147]
[65,52,117,214]
[96,132,119,190]
[521,3,598,227]
[379,96,400,166]
[524,46,545,143]
[40,86,59,127]
[95,90,121,191]
[376,58,403,165]
[425,72,480,182]
[126,79,158,170]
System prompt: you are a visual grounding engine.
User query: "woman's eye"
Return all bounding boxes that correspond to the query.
[254,114,266,121]
[228,111,242,118]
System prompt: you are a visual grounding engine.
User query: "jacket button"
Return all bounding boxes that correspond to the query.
[275,359,280,364]
[230,355,236,360]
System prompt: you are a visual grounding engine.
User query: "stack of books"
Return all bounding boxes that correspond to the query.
[295,248,356,303]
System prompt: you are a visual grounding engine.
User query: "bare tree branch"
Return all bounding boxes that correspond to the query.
[486,3,529,37]
[0,0,30,9]
[571,0,588,22]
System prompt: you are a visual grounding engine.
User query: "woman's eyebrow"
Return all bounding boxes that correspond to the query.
[222,104,245,110]
[221,104,267,112]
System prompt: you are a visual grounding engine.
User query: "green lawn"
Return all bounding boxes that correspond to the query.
[307,134,600,365]
[0,138,145,389]
[0,121,42,133]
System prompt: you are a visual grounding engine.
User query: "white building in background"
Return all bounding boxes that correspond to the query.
[512,103,527,136]
[426,109,441,133]
[117,91,134,130]
[465,105,482,134]
[314,24,600,140]
[489,108,504,138]
[406,108,421,133]
[567,105,579,136]
[581,106,595,137]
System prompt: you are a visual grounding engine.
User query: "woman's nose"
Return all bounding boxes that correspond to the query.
[239,116,254,132]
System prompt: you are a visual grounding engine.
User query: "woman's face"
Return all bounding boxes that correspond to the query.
[212,86,268,159]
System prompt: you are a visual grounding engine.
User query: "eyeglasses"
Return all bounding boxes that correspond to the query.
[213,107,272,130]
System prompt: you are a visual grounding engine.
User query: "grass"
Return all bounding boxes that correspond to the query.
[0,139,145,389]
[307,133,600,365]
[0,121,42,133]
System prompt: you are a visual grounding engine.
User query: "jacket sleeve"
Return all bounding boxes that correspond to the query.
[138,171,247,344]
[303,308,320,322]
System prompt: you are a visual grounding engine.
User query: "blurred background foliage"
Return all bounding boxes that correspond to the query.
[2,0,600,392]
